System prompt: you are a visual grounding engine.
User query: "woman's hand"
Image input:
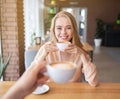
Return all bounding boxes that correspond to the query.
[34,42,58,62]
[45,42,59,53]
[64,43,78,53]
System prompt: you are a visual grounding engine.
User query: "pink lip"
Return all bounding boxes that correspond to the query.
[60,36,68,39]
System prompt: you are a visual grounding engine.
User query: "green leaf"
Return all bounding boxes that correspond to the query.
[0,54,11,79]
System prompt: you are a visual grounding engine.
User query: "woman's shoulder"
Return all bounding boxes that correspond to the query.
[77,46,91,61]
[76,46,89,56]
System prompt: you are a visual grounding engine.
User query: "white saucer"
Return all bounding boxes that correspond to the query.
[32,84,49,94]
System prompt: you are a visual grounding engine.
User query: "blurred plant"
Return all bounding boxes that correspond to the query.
[0,54,11,80]
[44,14,55,29]
[116,13,120,25]
[94,18,104,39]
[0,31,11,80]
[30,32,36,46]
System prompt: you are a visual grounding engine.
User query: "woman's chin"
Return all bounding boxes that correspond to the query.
[58,39,69,42]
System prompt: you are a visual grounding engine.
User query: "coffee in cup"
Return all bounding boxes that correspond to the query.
[46,61,76,83]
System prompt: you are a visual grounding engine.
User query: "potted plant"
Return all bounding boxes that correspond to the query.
[0,32,11,81]
[94,18,104,47]
[116,13,120,25]
[0,54,11,81]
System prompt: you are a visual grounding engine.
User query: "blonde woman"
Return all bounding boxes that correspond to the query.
[34,11,98,87]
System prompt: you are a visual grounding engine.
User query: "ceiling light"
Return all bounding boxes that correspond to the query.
[59,0,66,1]
[69,2,78,5]
[51,0,56,5]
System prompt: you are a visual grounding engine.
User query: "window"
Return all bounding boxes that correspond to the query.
[23,0,44,50]
[61,7,87,42]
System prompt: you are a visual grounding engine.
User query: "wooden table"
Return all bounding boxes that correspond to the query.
[0,82,120,99]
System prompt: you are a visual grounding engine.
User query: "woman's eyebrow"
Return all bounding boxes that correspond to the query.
[55,25,72,27]
[56,25,62,27]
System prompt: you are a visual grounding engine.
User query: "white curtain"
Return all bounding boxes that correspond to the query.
[23,0,44,50]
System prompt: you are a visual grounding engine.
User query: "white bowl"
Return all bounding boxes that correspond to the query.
[46,61,76,83]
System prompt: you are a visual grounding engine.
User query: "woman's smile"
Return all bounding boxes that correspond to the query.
[59,35,69,40]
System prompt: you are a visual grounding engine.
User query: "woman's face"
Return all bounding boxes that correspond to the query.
[55,17,73,42]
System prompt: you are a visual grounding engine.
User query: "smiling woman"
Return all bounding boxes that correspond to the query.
[33,11,98,87]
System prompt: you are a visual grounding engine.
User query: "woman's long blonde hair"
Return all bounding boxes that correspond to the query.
[50,11,83,48]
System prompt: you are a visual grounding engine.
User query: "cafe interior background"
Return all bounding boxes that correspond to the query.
[0,0,120,82]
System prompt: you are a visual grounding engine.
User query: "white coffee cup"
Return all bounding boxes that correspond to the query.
[56,42,70,51]
[46,61,77,83]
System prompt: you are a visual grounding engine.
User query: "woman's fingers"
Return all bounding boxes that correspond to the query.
[37,75,49,85]
[46,44,58,52]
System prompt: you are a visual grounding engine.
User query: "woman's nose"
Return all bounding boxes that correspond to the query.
[61,28,66,34]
